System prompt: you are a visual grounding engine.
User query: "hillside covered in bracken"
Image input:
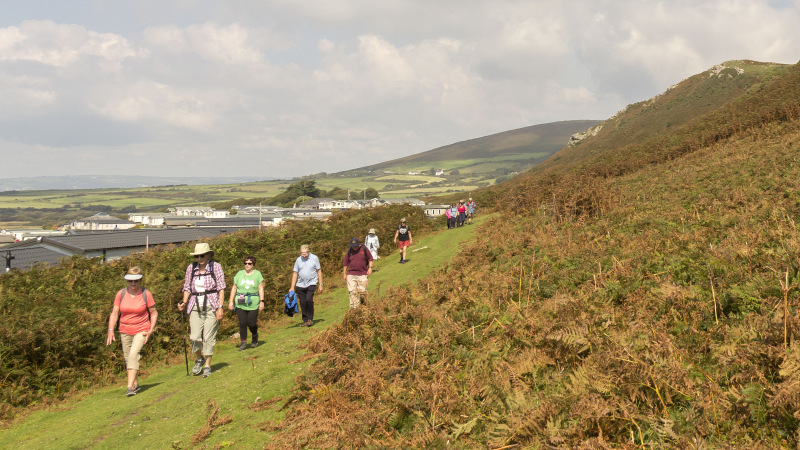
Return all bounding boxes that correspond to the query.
[266,60,800,448]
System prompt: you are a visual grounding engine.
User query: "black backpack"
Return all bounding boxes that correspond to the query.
[189,261,219,311]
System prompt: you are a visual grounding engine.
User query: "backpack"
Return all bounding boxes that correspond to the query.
[189,260,220,312]
[190,260,218,293]
[345,245,370,262]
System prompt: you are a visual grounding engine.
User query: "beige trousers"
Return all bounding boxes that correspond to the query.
[120,332,147,371]
[189,309,219,356]
[346,274,369,309]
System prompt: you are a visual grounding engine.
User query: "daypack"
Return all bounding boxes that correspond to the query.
[114,288,151,329]
[284,290,299,316]
[344,245,370,266]
[445,208,451,218]
[189,261,219,311]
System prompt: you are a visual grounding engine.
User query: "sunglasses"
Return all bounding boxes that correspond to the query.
[244,262,254,266]
[194,253,210,259]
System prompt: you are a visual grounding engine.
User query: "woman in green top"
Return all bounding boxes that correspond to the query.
[228,255,264,350]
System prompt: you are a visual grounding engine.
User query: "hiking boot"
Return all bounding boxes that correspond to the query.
[239,342,247,351]
[251,341,258,348]
[203,366,211,378]
[192,358,204,375]
[306,320,313,327]
[132,383,141,393]
[126,388,137,397]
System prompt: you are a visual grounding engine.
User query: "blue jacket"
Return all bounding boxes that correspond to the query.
[284,290,299,316]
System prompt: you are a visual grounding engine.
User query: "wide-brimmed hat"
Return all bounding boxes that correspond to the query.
[350,238,361,247]
[123,267,143,281]
[368,228,376,234]
[190,242,214,256]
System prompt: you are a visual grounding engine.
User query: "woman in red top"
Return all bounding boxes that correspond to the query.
[106,266,159,397]
[457,200,467,227]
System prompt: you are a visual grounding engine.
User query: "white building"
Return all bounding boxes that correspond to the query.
[67,213,137,231]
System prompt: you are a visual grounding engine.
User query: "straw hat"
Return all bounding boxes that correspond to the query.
[190,242,214,256]
[368,228,376,234]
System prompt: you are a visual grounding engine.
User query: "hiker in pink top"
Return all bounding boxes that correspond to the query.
[106,266,158,397]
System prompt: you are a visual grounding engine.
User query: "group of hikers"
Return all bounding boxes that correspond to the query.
[105,217,415,397]
[445,198,476,229]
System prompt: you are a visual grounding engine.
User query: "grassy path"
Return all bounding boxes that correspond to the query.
[1,216,488,449]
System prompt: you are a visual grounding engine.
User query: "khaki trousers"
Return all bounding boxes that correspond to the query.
[120,332,147,371]
[346,274,369,309]
[189,308,219,356]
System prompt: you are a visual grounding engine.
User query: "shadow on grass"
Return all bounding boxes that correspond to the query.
[136,382,162,393]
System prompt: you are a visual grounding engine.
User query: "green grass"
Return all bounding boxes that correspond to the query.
[0,215,489,449]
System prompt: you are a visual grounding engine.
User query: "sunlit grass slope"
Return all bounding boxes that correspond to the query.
[262,61,800,448]
[0,214,487,449]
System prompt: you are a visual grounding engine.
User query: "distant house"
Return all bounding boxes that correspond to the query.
[424,204,450,217]
[235,205,283,215]
[371,198,426,207]
[171,207,229,218]
[435,170,445,176]
[285,209,333,220]
[67,213,136,231]
[0,234,16,246]
[129,213,177,227]
[300,198,335,210]
[163,215,283,229]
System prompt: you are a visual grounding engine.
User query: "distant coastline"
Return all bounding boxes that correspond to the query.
[0,175,276,191]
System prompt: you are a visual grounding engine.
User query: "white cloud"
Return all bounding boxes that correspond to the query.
[0,1,799,179]
[0,20,141,67]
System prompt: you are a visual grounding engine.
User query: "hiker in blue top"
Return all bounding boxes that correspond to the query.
[290,244,323,327]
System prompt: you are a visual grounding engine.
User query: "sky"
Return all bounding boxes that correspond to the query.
[0,0,798,179]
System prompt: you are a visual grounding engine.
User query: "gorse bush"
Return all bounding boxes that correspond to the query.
[0,204,433,419]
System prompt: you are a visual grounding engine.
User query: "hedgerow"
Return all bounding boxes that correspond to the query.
[0,204,433,419]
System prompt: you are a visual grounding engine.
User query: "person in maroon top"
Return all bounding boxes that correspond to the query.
[342,237,373,309]
[106,266,158,397]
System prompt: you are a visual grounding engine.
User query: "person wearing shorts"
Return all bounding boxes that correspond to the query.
[393,217,413,264]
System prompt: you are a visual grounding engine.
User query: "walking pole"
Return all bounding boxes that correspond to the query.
[178,302,189,376]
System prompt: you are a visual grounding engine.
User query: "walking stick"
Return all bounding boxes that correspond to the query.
[178,302,189,376]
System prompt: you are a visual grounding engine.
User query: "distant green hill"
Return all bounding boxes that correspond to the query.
[339,120,602,176]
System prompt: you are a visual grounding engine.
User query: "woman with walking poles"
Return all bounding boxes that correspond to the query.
[106,266,158,397]
[228,255,264,350]
[178,243,226,378]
